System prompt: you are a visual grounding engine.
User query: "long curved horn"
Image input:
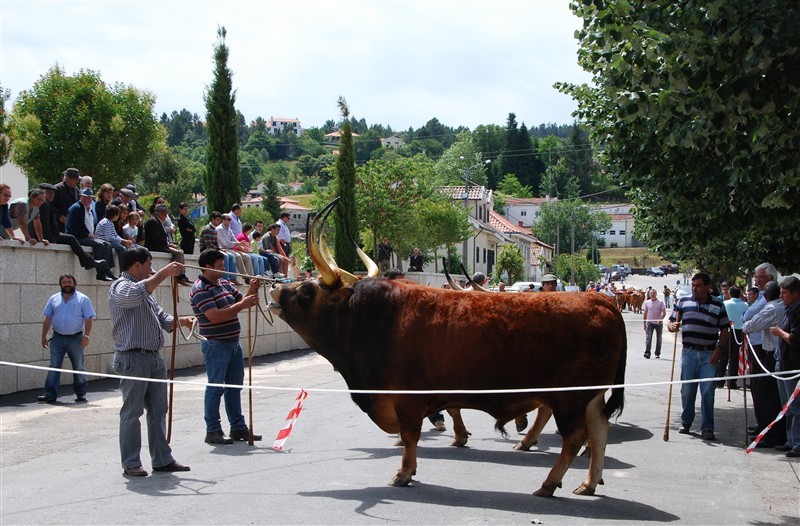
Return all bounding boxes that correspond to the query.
[308,199,340,287]
[352,236,380,277]
[316,202,359,284]
[442,257,465,291]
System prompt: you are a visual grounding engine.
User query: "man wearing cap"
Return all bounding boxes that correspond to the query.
[52,167,81,228]
[111,188,136,213]
[124,184,144,212]
[38,183,111,280]
[144,204,191,286]
[66,188,116,281]
[540,274,558,292]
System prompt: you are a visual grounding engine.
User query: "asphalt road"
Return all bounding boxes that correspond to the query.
[1,273,798,525]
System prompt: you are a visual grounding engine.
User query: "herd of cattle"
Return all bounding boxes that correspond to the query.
[613,288,646,313]
[268,199,629,498]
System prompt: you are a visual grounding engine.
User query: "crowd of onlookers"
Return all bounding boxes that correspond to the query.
[0,167,304,283]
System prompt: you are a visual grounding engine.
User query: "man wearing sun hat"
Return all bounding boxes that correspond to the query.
[540,274,558,292]
[66,187,116,280]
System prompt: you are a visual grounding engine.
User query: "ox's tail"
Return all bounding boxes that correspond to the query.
[604,333,627,419]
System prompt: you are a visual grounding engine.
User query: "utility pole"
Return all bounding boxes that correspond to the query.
[570,207,576,285]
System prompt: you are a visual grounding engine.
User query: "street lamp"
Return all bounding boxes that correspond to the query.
[459,156,491,271]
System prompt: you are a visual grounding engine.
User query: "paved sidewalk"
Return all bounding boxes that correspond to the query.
[1,285,799,524]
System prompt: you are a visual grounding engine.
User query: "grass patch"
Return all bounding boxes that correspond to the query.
[591,247,672,269]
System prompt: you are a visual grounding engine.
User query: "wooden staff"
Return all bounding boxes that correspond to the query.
[664,313,680,441]
[247,305,255,445]
[167,275,178,443]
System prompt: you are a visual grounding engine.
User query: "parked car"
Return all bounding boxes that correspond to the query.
[611,264,632,276]
[609,271,622,281]
[510,281,541,292]
[646,267,665,277]
[595,264,608,274]
[674,284,692,301]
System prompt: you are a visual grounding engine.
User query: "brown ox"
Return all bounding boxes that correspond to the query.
[268,200,627,497]
[628,290,645,314]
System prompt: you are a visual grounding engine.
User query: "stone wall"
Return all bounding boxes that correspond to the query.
[0,241,307,395]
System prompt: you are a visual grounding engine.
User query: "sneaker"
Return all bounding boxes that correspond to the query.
[273,272,285,279]
[75,396,88,403]
[701,430,715,441]
[433,420,447,432]
[230,427,262,441]
[37,395,56,404]
[205,431,233,445]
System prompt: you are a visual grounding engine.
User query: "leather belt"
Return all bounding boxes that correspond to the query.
[123,348,159,354]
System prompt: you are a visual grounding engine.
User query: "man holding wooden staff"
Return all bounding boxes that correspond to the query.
[190,249,261,445]
[668,272,730,441]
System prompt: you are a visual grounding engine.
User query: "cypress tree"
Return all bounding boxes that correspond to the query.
[261,175,281,221]
[333,96,357,271]
[204,26,240,214]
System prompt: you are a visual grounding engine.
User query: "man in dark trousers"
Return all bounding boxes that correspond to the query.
[38,183,111,281]
[66,188,116,280]
[176,202,196,254]
[144,204,191,285]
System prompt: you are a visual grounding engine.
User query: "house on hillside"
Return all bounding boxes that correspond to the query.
[593,203,641,248]
[266,117,302,136]
[324,130,360,144]
[380,135,403,149]
[280,197,312,234]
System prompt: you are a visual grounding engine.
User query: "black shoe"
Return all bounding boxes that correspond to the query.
[230,427,262,441]
[75,396,88,403]
[96,272,114,282]
[85,259,107,271]
[701,430,716,441]
[37,395,56,404]
[205,431,233,445]
[655,354,660,358]
[678,424,690,434]
[104,270,118,280]
[153,460,190,472]
[786,450,800,458]
[774,444,791,452]
[643,352,650,359]
[123,466,148,477]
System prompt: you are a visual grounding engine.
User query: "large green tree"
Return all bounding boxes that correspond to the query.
[0,84,11,166]
[204,26,241,214]
[536,200,611,256]
[558,0,800,274]
[10,66,162,186]
[333,97,358,271]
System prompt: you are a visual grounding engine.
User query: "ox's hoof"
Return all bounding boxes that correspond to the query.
[532,486,556,497]
[513,440,534,451]
[573,483,596,496]
[389,473,413,487]
[451,432,470,447]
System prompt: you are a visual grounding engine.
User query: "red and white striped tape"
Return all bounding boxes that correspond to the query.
[273,389,308,451]
[746,380,800,453]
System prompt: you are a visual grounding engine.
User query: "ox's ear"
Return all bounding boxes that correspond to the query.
[327,286,354,308]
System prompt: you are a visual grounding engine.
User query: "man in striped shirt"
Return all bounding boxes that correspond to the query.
[668,272,730,441]
[190,249,261,445]
[109,246,195,477]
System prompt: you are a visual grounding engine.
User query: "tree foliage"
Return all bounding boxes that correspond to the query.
[551,253,600,290]
[558,0,800,273]
[10,66,162,187]
[0,84,11,166]
[261,175,281,220]
[204,26,241,214]
[333,96,358,271]
[495,244,525,284]
[535,200,611,256]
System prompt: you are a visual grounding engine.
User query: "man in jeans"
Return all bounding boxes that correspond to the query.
[38,274,95,403]
[668,272,730,441]
[190,249,261,445]
[643,289,666,359]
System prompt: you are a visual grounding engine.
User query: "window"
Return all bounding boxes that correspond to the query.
[475,247,480,263]
[619,230,626,235]
[483,248,486,263]
[610,230,616,235]
[521,210,527,216]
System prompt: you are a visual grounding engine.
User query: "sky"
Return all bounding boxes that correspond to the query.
[1,0,592,131]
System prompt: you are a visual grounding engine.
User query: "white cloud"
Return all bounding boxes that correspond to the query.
[1,0,591,130]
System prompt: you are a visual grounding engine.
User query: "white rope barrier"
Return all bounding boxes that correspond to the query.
[3,359,798,396]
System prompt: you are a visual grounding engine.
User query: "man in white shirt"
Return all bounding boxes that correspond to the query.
[229,203,243,238]
[215,213,252,277]
[642,288,666,358]
[277,212,292,256]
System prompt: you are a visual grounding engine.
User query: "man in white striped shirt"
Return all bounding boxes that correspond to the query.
[109,246,195,477]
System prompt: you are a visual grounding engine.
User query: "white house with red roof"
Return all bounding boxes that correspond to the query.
[501,195,558,228]
[266,116,302,136]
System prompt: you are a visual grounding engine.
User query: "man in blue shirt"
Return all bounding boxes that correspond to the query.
[719,286,749,389]
[38,274,96,403]
[668,272,730,441]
